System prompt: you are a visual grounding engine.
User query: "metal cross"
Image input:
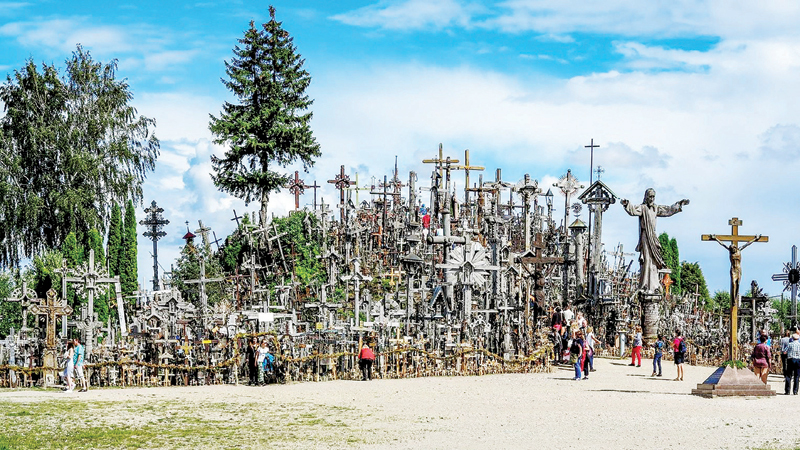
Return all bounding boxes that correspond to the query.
[140,200,170,292]
[585,138,600,185]
[286,170,310,210]
[772,245,800,322]
[231,209,243,228]
[327,165,355,221]
[307,180,321,210]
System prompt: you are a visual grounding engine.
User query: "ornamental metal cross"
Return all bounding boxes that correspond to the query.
[6,280,39,339]
[327,165,355,221]
[771,245,800,322]
[286,170,310,210]
[140,200,170,291]
[701,217,768,360]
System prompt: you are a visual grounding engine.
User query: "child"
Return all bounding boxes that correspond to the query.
[651,334,664,377]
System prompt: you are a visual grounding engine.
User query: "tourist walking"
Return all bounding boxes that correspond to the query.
[781,329,792,376]
[73,338,87,392]
[580,331,592,379]
[629,326,642,367]
[785,331,800,395]
[570,332,583,380]
[751,332,772,384]
[551,306,565,363]
[358,343,375,381]
[62,341,75,392]
[651,334,664,377]
[586,326,600,372]
[256,340,270,385]
[673,330,685,381]
[246,338,257,385]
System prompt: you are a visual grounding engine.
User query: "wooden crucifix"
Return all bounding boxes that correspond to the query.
[518,233,564,349]
[702,217,768,360]
[29,289,72,386]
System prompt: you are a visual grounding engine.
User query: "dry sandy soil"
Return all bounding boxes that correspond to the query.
[1,357,798,450]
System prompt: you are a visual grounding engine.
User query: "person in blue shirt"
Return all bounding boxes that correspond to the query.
[651,334,664,377]
[73,338,87,392]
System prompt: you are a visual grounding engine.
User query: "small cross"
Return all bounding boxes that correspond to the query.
[585,138,600,185]
[231,209,243,228]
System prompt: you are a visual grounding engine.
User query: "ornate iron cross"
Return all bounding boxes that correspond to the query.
[772,245,800,321]
[140,200,170,292]
[286,170,310,210]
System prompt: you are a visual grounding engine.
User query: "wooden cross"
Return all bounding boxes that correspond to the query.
[327,165,355,221]
[286,170,310,210]
[454,149,484,204]
[345,172,371,204]
[422,143,460,180]
[701,217,768,360]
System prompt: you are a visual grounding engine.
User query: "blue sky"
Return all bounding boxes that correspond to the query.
[3,1,800,299]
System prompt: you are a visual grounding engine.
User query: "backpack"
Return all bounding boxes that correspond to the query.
[678,339,687,354]
[570,340,581,355]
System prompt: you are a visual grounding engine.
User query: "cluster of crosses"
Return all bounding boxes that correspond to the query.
[0,143,796,388]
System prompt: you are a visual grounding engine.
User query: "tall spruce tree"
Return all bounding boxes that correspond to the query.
[120,200,138,299]
[107,203,122,276]
[209,6,321,226]
[681,261,709,304]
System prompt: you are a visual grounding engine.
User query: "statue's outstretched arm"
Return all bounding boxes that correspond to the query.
[709,235,730,250]
[739,234,762,251]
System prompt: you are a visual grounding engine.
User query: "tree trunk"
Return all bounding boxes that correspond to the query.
[260,191,269,227]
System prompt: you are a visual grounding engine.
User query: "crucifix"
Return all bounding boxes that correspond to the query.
[702,217,768,360]
[771,245,800,325]
[327,165,355,222]
[29,289,73,387]
[519,232,564,350]
[140,200,170,292]
[286,170,310,210]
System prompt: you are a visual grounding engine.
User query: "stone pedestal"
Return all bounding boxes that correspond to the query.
[691,366,776,398]
[41,348,57,388]
[640,292,661,340]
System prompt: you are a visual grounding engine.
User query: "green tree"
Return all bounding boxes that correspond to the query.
[120,200,138,299]
[707,290,730,314]
[681,261,709,305]
[658,233,681,292]
[87,228,110,324]
[61,232,83,268]
[271,211,323,287]
[106,203,123,277]
[210,6,321,226]
[173,244,226,310]
[0,45,159,267]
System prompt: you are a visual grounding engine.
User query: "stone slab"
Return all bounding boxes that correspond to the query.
[691,366,776,398]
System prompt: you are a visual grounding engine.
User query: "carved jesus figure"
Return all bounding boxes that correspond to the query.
[621,188,689,294]
[708,234,761,303]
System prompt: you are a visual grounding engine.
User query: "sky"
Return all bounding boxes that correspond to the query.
[2,0,800,299]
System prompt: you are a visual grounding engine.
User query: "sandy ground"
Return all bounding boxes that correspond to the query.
[2,357,798,450]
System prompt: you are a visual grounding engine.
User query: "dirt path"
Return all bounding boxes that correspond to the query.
[1,357,796,449]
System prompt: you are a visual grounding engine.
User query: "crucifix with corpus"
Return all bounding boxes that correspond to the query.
[702,217,768,360]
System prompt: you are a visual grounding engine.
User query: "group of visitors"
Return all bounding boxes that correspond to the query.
[778,327,800,395]
[245,338,276,386]
[644,329,687,381]
[60,337,87,392]
[552,303,600,380]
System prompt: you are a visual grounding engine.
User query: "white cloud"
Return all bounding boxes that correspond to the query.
[330,0,479,31]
